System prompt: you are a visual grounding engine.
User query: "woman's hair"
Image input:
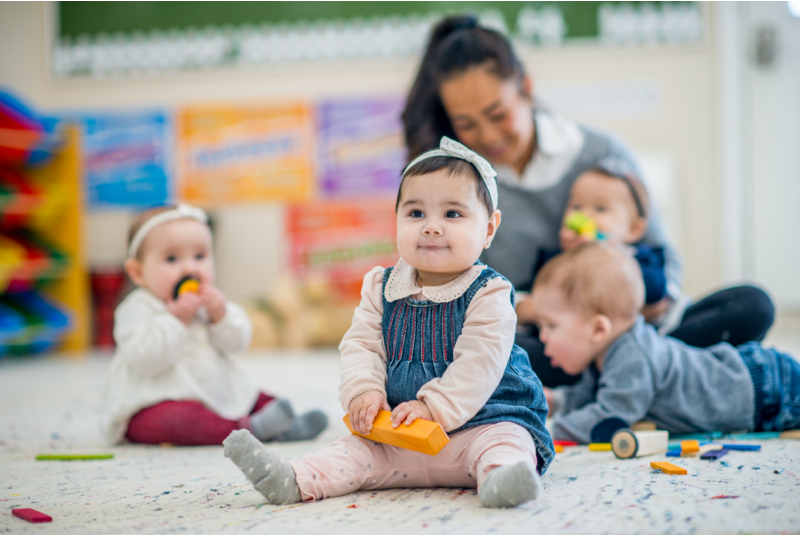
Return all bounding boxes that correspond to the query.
[395,156,495,217]
[402,14,527,160]
[533,243,644,320]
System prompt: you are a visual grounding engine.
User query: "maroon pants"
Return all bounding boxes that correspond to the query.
[125,392,274,446]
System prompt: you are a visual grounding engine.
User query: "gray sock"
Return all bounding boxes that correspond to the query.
[478,461,542,508]
[249,398,294,441]
[223,429,301,505]
[276,410,328,442]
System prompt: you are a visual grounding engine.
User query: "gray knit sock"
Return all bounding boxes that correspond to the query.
[478,461,542,508]
[276,410,328,442]
[223,429,301,505]
[249,398,294,441]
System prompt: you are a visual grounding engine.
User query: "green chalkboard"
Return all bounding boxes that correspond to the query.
[58,1,607,40]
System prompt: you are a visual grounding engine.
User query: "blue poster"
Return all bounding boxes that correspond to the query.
[79,111,171,208]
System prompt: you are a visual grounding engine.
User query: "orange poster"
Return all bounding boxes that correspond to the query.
[287,198,399,299]
[176,103,314,205]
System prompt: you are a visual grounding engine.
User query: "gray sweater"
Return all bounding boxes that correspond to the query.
[550,317,755,444]
[481,118,682,296]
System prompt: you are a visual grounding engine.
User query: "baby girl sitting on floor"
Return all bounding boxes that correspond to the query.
[101,204,327,446]
[223,137,554,508]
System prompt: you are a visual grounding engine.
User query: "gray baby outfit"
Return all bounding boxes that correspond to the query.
[550,317,755,444]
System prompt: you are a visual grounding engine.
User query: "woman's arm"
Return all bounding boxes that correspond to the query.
[416,277,517,431]
[338,267,390,413]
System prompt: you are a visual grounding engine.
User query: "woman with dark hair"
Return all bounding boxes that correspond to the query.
[402,14,775,388]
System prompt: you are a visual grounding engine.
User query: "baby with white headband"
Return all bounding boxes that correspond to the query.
[224,137,554,508]
[101,204,327,446]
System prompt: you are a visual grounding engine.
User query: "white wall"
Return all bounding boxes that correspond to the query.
[0,1,728,300]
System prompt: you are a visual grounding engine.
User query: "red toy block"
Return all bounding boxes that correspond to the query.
[12,508,52,523]
[553,440,578,447]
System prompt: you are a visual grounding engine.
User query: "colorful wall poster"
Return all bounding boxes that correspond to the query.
[79,111,171,209]
[176,103,314,205]
[317,97,407,197]
[287,198,398,299]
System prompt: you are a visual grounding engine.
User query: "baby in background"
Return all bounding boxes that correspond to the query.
[531,243,800,444]
[101,204,327,446]
[518,158,670,327]
[223,137,553,508]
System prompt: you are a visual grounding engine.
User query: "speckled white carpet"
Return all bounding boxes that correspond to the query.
[2,350,799,534]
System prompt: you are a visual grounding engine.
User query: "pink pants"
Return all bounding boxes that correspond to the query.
[288,421,537,502]
[125,392,274,446]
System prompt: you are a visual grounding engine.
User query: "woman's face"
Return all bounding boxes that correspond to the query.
[439,65,535,173]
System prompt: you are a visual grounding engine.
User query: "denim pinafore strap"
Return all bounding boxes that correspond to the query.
[381,264,554,474]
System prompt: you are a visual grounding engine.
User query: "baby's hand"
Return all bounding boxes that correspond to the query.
[167,291,203,326]
[559,228,591,251]
[391,400,433,428]
[349,390,390,435]
[200,283,226,324]
[642,296,672,323]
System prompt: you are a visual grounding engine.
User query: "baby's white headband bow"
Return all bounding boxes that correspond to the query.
[402,136,499,211]
[128,204,209,259]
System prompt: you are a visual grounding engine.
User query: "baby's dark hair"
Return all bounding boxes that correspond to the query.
[395,156,495,217]
[590,158,650,219]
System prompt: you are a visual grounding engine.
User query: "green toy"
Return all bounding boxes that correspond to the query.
[36,453,114,461]
[565,212,604,241]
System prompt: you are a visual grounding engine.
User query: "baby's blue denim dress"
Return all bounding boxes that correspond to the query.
[382,264,554,474]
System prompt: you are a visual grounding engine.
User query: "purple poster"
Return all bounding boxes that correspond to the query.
[317,98,407,197]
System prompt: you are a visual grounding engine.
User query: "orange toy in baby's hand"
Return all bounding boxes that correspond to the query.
[343,410,449,456]
[173,276,199,300]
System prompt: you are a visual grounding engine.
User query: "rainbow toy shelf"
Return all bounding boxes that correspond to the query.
[0,91,88,357]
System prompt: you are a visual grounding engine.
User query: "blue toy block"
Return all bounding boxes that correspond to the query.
[721,444,761,451]
[700,448,729,460]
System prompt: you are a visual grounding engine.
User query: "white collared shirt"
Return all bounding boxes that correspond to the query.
[494,111,585,191]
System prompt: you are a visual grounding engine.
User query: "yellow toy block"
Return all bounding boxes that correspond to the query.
[681,440,700,454]
[343,410,449,456]
[650,461,687,475]
[588,443,612,451]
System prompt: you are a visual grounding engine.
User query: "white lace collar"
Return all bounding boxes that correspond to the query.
[384,257,487,303]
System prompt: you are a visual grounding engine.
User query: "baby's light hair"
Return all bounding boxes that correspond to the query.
[533,242,644,320]
[127,205,176,260]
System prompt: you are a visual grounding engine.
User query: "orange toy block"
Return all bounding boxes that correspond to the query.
[681,440,700,454]
[650,461,688,475]
[343,410,449,456]
[554,445,564,453]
